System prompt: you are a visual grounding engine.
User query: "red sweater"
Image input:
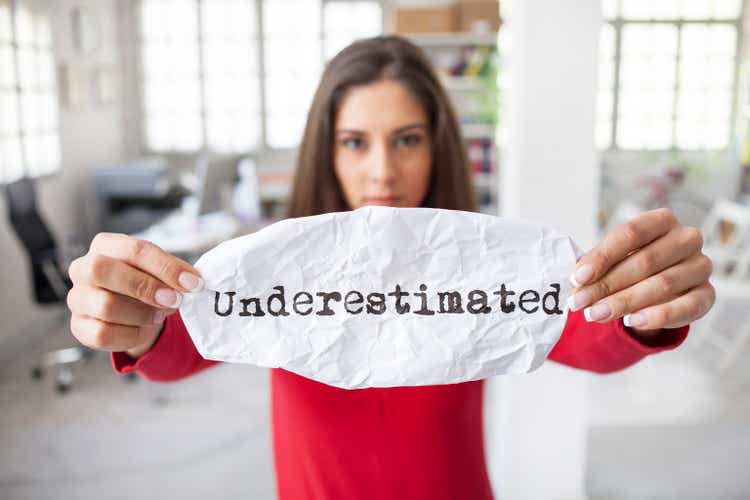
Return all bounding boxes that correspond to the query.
[112,309,688,500]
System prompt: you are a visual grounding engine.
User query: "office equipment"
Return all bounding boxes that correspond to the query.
[94,156,171,198]
[232,157,262,222]
[3,177,98,393]
[194,153,240,215]
[130,155,246,260]
[94,156,185,234]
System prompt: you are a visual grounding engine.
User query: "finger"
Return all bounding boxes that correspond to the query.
[577,253,712,322]
[621,282,716,330]
[69,314,143,351]
[82,253,183,309]
[90,233,203,292]
[67,285,166,327]
[569,226,705,311]
[570,208,679,287]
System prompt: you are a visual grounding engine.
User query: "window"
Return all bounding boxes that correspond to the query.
[0,1,60,183]
[138,0,382,154]
[597,0,741,150]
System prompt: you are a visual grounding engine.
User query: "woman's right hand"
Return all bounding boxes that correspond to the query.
[66,233,204,359]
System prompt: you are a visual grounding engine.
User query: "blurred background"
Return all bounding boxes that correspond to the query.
[1,0,749,499]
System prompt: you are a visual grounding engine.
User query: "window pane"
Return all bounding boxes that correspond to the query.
[323,1,382,60]
[679,0,740,19]
[25,132,59,177]
[621,0,680,19]
[674,23,736,149]
[14,4,33,46]
[9,6,61,177]
[596,23,616,149]
[202,0,257,39]
[144,114,171,151]
[266,112,306,150]
[139,0,202,152]
[616,24,678,149]
[202,0,261,152]
[17,47,36,88]
[601,0,617,20]
[712,0,742,19]
[0,45,15,87]
[0,135,23,182]
[263,0,321,148]
[0,90,18,134]
[0,2,11,43]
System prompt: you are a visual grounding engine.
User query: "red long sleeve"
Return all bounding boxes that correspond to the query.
[111,308,689,500]
[111,311,218,382]
[548,308,689,373]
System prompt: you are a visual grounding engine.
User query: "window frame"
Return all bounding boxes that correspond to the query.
[133,0,385,156]
[0,0,61,184]
[600,8,744,152]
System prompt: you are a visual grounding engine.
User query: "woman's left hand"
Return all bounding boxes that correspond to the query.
[566,208,715,339]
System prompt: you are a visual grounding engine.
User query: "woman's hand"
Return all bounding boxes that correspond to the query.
[66,233,204,359]
[566,208,715,340]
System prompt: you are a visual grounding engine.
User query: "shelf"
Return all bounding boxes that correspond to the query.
[462,122,495,139]
[398,31,498,47]
[472,174,496,189]
[441,76,484,91]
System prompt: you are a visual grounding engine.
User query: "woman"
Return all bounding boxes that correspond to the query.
[66,36,714,499]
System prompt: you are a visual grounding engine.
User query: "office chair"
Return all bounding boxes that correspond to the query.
[4,177,135,393]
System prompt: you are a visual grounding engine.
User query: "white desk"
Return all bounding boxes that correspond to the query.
[131,210,240,257]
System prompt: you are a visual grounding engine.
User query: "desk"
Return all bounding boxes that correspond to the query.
[131,210,241,260]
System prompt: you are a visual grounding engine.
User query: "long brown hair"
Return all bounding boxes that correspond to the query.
[287,35,477,218]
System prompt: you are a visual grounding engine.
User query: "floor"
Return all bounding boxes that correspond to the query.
[0,321,277,500]
[585,320,750,500]
[1,313,749,500]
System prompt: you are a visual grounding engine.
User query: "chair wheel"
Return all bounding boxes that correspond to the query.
[125,372,138,383]
[55,381,71,394]
[82,349,95,363]
[31,366,44,381]
[55,368,73,394]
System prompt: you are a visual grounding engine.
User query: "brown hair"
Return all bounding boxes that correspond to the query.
[287,35,477,218]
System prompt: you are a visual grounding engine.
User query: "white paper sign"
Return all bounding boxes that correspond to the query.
[179,206,580,389]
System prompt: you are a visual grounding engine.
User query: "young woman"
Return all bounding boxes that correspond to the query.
[66,36,714,499]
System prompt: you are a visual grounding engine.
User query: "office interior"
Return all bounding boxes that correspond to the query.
[1,0,749,499]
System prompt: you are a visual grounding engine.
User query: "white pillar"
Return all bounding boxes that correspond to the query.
[485,1,601,499]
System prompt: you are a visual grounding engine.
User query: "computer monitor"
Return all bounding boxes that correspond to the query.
[194,154,240,215]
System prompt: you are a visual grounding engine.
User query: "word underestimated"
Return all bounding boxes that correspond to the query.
[212,283,564,318]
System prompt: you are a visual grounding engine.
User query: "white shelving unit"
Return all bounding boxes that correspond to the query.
[401,31,500,214]
[401,31,499,47]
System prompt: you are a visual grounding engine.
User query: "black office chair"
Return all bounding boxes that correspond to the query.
[4,177,99,393]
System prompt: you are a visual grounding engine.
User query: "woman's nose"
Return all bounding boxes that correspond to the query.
[367,142,397,184]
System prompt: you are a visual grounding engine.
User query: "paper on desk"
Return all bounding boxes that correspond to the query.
[179,206,581,389]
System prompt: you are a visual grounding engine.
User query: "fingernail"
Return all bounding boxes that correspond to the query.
[152,309,168,325]
[570,264,594,288]
[584,303,611,322]
[566,289,593,311]
[178,272,204,292]
[155,288,182,308]
[623,312,647,328]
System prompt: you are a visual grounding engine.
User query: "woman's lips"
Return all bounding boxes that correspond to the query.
[363,196,401,206]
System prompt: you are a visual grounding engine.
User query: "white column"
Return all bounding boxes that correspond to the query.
[484,0,601,499]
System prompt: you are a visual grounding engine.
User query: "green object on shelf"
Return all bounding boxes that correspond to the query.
[476,45,499,128]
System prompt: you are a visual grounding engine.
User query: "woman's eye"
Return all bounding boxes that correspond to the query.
[395,134,422,147]
[342,137,365,150]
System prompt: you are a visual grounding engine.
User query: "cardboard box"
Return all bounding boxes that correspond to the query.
[392,5,457,34]
[458,0,501,32]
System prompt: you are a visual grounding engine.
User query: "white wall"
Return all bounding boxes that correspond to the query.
[485,0,601,499]
[0,0,124,359]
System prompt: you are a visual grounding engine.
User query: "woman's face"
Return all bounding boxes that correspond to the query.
[333,79,433,209]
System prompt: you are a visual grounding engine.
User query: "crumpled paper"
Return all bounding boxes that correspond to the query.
[179,206,581,389]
